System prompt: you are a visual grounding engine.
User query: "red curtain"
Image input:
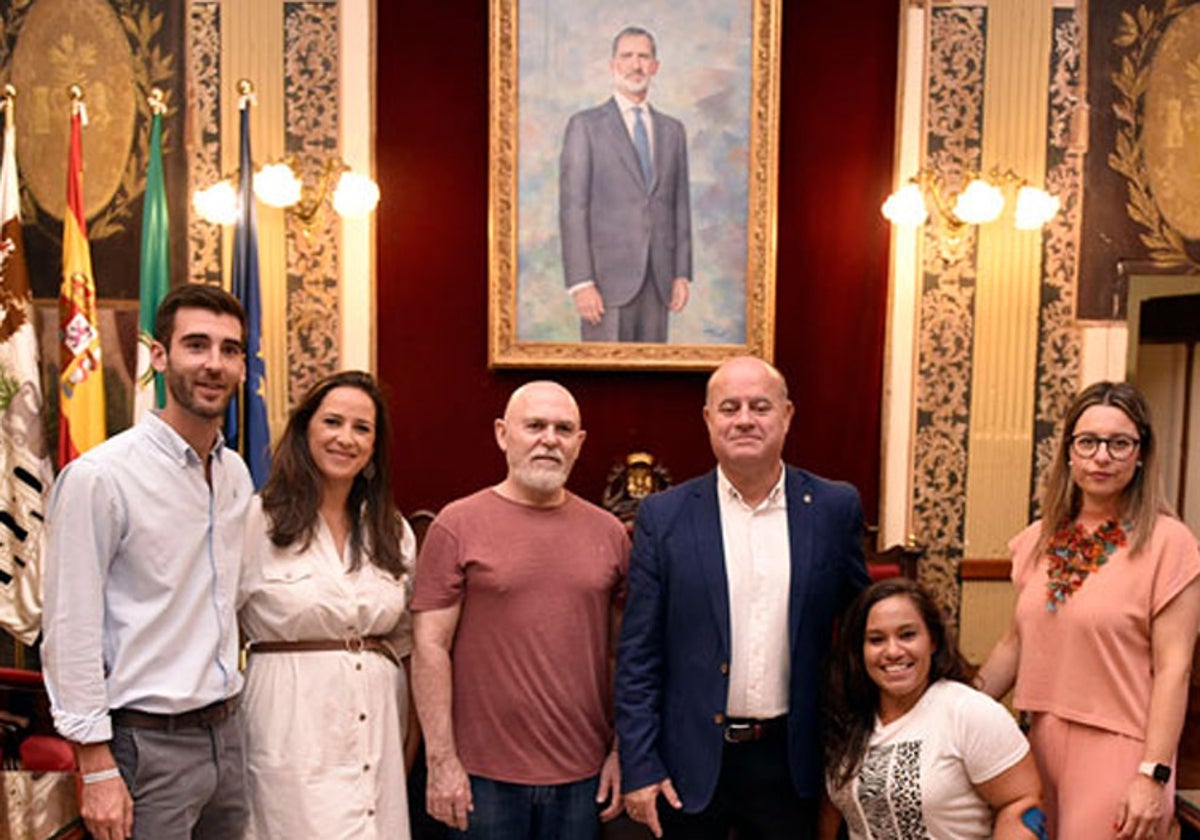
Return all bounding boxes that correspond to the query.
[376,5,898,519]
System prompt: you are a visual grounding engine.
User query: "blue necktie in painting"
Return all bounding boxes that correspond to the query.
[633,106,653,188]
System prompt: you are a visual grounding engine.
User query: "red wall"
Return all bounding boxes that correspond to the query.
[376,5,898,518]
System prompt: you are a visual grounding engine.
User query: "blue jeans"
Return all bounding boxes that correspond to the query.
[451,774,601,840]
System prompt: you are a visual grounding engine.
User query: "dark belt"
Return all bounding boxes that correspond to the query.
[112,696,238,732]
[247,636,399,668]
[723,715,786,744]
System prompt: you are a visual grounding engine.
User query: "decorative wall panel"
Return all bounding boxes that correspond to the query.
[283,1,339,400]
[912,6,986,621]
[185,0,341,406]
[187,1,222,286]
[1031,9,1083,519]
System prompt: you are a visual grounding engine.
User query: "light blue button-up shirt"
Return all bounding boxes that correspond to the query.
[42,412,252,743]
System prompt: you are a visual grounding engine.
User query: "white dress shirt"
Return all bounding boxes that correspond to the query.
[614,89,655,155]
[42,412,252,743]
[717,465,791,718]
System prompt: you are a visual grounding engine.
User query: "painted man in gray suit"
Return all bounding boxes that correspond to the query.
[560,25,692,343]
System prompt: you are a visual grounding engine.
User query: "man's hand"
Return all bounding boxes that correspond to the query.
[624,778,682,838]
[669,277,690,312]
[75,742,133,840]
[595,748,623,822]
[80,776,134,840]
[426,752,473,830]
[571,285,606,325]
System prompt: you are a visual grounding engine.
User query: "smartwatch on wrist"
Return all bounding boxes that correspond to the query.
[1138,762,1171,784]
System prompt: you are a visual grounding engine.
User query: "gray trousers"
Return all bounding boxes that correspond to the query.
[109,708,246,840]
[581,266,669,343]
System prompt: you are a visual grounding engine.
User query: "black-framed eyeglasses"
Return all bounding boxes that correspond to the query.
[1069,434,1140,461]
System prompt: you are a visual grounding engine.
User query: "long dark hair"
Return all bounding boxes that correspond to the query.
[1039,380,1169,556]
[259,370,403,577]
[823,578,970,789]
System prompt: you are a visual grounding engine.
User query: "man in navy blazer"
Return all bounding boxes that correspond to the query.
[616,356,870,839]
[559,25,691,343]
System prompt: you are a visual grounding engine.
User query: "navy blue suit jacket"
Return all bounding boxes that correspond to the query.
[615,466,870,811]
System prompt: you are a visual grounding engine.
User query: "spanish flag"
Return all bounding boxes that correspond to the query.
[57,94,105,466]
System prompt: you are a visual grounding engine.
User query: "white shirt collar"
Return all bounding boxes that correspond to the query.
[613,89,652,116]
[716,464,787,511]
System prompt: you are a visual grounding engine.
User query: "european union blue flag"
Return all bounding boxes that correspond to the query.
[226,99,271,487]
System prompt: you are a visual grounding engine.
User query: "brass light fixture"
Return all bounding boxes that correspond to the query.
[882,166,1059,260]
[192,79,379,230]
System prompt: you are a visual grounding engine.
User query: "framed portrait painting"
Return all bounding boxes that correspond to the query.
[487,0,781,370]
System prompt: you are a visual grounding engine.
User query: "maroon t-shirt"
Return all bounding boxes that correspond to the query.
[412,489,629,784]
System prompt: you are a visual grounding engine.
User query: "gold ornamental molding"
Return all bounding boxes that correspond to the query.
[1109,0,1200,268]
[3,0,174,241]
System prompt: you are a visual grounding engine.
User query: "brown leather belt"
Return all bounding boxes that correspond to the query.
[247,636,399,667]
[112,696,238,732]
[723,715,786,744]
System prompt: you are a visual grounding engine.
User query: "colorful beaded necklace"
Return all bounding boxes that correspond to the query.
[1045,519,1127,611]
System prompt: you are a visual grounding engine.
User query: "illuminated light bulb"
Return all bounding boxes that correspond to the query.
[1014,186,1060,230]
[332,171,380,218]
[881,183,929,226]
[192,181,240,226]
[254,162,303,208]
[953,178,1005,224]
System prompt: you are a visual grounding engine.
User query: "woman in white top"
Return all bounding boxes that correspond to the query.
[239,371,416,839]
[820,579,1043,840]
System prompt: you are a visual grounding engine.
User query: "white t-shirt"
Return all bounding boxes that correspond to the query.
[828,679,1030,839]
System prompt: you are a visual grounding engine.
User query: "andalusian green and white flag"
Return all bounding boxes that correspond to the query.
[134,99,169,422]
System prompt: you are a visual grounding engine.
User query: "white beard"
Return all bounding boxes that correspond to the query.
[613,69,649,96]
[512,462,568,495]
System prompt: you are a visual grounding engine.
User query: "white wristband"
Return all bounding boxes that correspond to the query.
[82,767,121,785]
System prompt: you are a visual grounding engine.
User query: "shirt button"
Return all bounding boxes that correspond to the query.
[720,662,729,675]
[368,809,375,817]
[713,713,724,725]
[359,713,367,722]
[363,763,370,772]
[356,663,362,671]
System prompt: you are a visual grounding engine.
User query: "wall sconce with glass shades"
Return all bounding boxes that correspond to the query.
[192,81,379,229]
[882,167,1059,260]
[193,156,380,229]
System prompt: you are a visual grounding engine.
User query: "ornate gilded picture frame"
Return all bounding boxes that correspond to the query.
[488,0,780,370]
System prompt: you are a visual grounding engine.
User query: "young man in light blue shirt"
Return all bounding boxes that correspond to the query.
[42,284,253,840]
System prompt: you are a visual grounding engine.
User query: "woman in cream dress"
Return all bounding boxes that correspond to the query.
[239,371,416,839]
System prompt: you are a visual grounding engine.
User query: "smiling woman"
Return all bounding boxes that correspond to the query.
[239,370,417,838]
[976,381,1200,839]
[822,579,1044,840]
[306,385,377,490]
[862,592,934,724]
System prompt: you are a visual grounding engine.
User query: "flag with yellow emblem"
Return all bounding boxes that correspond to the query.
[57,91,105,466]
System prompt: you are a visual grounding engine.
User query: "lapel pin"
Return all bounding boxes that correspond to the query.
[802,492,812,504]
